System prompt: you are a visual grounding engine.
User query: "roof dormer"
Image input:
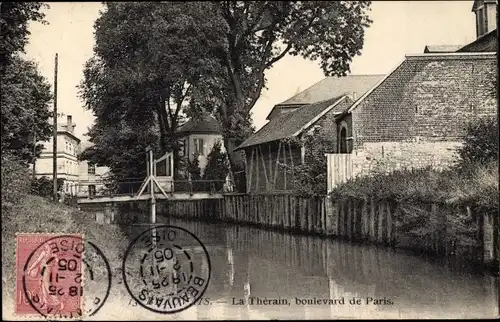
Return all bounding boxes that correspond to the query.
[472,0,497,39]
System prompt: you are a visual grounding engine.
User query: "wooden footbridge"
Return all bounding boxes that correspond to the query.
[76,148,229,206]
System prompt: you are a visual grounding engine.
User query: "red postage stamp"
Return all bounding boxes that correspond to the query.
[16,233,85,318]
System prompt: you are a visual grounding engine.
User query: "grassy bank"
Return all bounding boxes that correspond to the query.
[329,161,498,261]
[1,153,128,301]
[329,161,498,210]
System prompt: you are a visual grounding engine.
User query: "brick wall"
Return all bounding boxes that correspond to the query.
[349,141,463,177]
[352,55,497,147]
[348,54,497,176]
[304,97,352,155]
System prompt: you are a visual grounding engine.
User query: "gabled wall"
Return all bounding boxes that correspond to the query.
[348,55,497,175]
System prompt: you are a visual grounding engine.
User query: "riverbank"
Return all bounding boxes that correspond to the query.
[1,193,129,319]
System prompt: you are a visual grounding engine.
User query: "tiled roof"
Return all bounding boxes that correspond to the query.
[278,75,384,105]
[177,114,221,134]
[423,45,464,53]
[347,53,497,118]
[266,74,383,120]
[457,29,497,52]
[236,96,347,150]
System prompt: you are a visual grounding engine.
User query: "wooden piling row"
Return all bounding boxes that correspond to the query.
[151,192,495,267]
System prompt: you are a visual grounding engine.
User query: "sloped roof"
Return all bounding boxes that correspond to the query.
[177,114,221,134]
[347,52,497,119]
[457,29,497,52]
[236,95,348,150]
[266,74,384,120]
[423,45,464,53]
[278,75,384,106]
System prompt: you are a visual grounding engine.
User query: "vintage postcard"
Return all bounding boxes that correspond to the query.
[1,1,498,320]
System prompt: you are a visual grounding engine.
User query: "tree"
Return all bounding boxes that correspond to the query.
[81,1,373,187]
[189,1,373,190]
[202,141,230,191]
[79,2,220,180]
[1,56,53,164]
[0,2,48,73]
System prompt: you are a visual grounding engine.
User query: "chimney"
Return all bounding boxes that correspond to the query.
[473,0,496,39]
[67,115,73,134]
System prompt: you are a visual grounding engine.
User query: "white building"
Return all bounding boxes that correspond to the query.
[34,115,110,197]
[77,141,110,197]
[35,115,80,195]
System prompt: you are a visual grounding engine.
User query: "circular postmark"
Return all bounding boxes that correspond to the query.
[122,225,211,314]
[21,235,111,319]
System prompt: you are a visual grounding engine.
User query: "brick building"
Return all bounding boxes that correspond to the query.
[235,76,383,193]
[237,0,497,194]
[334,52,497,184]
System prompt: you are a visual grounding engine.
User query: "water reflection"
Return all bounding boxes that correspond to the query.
[114,216,499,320]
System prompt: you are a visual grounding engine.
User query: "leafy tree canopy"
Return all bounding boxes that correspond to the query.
[0,2,48,71]
[80,2,222,180]
[1,2,52,165]
[81,1,372,185]
[1,55,53,164]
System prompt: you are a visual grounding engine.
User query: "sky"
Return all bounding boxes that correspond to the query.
[24,1,477,141]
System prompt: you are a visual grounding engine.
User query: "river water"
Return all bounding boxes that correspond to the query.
[91,211,499,320]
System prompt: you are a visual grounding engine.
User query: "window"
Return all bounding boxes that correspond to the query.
[89,185,96,197]
[478,8,485,36]
[88,163,96,175]
[182,139,188,157]
[193,138,204,155]
[482,7,488,33]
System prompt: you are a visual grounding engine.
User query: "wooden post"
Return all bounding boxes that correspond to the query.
[377,202,384,243]
[52,53,58,202]
[255,147,260,192]
[370,198,376,242]
[282,144,287,190]
[288,142,294,179]
[258,146,269,190]
[248,148,254,192]
[268,144,273,184]
[274,141,282,186]
[387,201,393,245]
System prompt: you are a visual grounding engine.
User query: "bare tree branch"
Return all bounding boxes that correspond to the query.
[265,42,292,69]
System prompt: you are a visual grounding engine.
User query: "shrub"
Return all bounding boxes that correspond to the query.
[457,115,499,169]
[281,129,335,197]
[202,141,229,191]
[30,176,65,198]
[1,152,31,212]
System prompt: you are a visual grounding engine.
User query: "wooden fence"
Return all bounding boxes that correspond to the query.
[221,194,496,265]
[221,193,328,233]
[129,192,496,268]
[326,154,354,193]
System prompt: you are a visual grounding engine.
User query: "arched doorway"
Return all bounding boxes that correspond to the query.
[339,127,348,153]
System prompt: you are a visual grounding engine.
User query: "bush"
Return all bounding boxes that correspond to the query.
[202,141,229,191]
[281,129,335,197]
[30,176,65,198]
[457,115,499,169]
[1,153,31,212]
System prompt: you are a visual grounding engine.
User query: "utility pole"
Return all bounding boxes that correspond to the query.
[52,53,58,202]
[32,132,37,181]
